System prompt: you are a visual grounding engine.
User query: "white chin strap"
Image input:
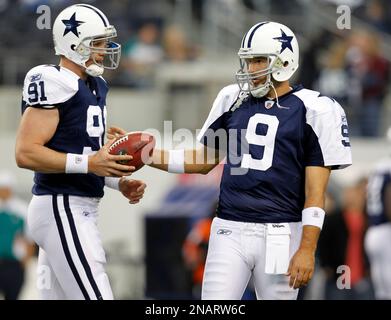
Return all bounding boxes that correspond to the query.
[250,74,272,98]
[85,64,104,77]
[251,79,288,110]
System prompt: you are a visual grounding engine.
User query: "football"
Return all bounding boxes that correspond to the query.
[108,131,156,171]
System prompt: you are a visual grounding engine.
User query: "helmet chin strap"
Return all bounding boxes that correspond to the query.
[268,82,290,109]
[85,63,104,77]
[250,74,272,98]
[251,75,290,110]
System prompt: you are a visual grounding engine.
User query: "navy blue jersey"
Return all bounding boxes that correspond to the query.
[367,160,391,226]
[198,84,352,223]
[21,65,108,197]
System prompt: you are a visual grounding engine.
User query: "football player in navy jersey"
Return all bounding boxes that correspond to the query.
[141,21,352,299]
[15,4,145,300]
[365,158,391,299]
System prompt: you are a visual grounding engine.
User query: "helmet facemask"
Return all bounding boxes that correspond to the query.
[235,54,283,98]
[76,26,121,76]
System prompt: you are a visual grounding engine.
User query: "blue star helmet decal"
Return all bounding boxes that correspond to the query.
[273,29,293,53]
[62,12,84,37]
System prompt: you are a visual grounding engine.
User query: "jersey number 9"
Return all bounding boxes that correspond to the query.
[241,114,279,171]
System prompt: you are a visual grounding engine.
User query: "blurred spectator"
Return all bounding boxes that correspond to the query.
[365,0,391,33]
[318,178,374,299]
[345,31,389,137]
[162,25,200,62]
[316,39,349,103]
[122,22,164,88]
[353,0,391,34]
[0,171,35,300]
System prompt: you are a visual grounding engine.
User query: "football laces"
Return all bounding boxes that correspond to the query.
[109,135,128,151]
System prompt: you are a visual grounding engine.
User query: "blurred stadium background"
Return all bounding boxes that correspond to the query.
[0,0,391,299]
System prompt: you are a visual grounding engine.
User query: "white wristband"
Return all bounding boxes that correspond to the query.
[302,207,325,229]
[105,177,120,190]
[65,153,88,174]
[168,149,185,173]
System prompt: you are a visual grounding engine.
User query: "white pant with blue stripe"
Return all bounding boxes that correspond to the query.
[27,194,113,300]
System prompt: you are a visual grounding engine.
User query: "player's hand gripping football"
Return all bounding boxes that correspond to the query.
[286,247,315,289]
[88,138,135,177]
[119,178,146,204]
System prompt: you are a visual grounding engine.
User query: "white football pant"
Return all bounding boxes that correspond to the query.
[202,217,302,300]
[27,195,113,300]
[365,223,391,299]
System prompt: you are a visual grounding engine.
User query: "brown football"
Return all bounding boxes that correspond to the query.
[108,131,155,171]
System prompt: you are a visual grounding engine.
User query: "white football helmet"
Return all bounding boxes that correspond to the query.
[53,4,121,77]
[236,22,299,98]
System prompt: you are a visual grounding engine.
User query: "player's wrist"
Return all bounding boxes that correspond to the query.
[87,154,96,174]
[301,207,325,230]
[105,177,121,190]
[168,149,185,173]
[298,240,317,253]
[65,153,88,174]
